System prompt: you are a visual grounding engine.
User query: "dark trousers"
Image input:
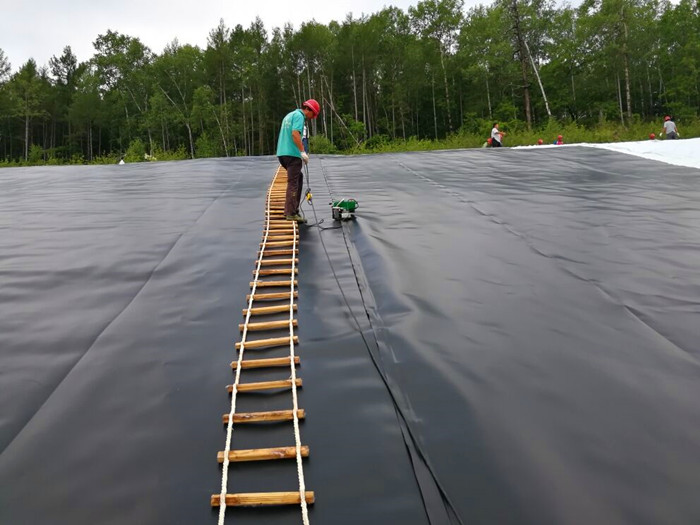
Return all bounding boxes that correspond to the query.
[491,139,502,147]
[278,156,303,216]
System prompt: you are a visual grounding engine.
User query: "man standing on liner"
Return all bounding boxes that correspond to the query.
[490,122,505,147]
[276,99,320,222]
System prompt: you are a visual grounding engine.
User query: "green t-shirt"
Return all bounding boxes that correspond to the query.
[276,109,305,157]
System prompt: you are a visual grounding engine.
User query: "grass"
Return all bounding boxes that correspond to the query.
[2,118,698,167]
[350,118,700,154]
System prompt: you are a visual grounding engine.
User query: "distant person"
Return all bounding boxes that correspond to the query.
[491,123,505,148]
[302,122,309,153]
[661,116,679,140]
[537,139,543,145]
[555,135,564,145]
[276,99,320,222]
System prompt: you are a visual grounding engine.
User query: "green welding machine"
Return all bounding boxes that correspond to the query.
[331,199,358,221]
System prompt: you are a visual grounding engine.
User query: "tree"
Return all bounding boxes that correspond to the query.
[92,31,154,149]
[458,5,513,121]
[0,48,10,82]
[8,60,47,160]
[410,0,464,132]
[48,46,81,157]
[152,40,204,158]
[69,67,102,160]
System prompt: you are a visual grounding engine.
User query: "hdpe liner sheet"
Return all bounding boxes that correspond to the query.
[0,159,426,525]
[309,147,700,525]
[1,147,699,524]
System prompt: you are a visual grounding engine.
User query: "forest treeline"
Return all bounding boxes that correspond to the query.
[0,0,698,164]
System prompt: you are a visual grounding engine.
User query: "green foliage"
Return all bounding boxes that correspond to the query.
[28,144,43,163]
[151,145,189,161]
[92,154,121,165]
[493,101,519,123]
[334,114,366,151]
[363,134,390,150]
[309,135,337,154]
[124,138,146,162]
[195,131,219,158]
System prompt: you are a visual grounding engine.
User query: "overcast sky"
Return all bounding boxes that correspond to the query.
[0,0,492,74]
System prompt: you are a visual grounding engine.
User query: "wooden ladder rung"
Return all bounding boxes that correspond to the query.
[260,241,295,248]
[222,409,305,424]
[264,235,298,241]
[257,259,299,267]
[227,378,302,393]
[243,304,297,316]
[217,445,309,463]
[240,319,297,331]
[235,335,298,350]
[211,491,315,507]
[249,280,297,288]
[257,249,299,257]
[266,228,296,233]
[233,356,300,369]
[246,291,298,301]
[255,269,298,276]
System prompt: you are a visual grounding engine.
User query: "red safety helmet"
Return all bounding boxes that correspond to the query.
[649,133,656,140]
[537,139,543,145]
[557,135,563,139]
[664,115,671,121]
[302,99,320,118]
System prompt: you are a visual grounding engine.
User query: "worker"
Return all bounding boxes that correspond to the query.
[302,122,309,153]
[661,116,679,140]
[276,99,320,222]
[555,135,564,145]
[491,123,505,147]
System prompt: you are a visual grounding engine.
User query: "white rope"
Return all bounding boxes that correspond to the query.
[217,168,276,524]
[289,218,311,525]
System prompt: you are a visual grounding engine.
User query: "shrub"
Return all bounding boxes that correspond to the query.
[309,134,337,154]
[151,145,189,161]
[363,134,390,150]
[195,132,219,158]
[124,138,146,162]
[28,144,44,164]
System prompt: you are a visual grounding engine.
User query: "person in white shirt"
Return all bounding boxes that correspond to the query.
[491,123,505,147]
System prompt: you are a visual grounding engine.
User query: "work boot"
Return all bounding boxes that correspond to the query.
[285,214,306,223]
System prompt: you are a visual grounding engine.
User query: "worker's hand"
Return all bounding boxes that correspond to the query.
[301,152,309,164]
